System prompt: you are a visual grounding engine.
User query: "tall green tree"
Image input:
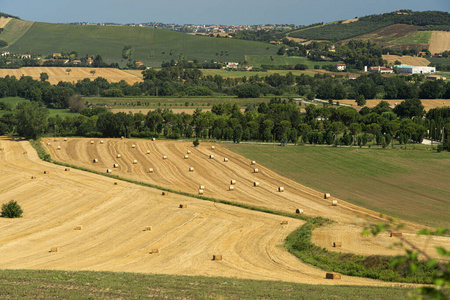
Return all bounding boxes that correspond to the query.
[14,102,49,139]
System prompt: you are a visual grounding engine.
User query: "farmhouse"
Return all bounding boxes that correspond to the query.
[397,65,436,75]
[226,62,239,69]
[336,63,346,71]
[1,51,10,57]
[369,66,393,74]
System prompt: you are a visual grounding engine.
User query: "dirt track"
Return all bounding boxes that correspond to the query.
[0,137,424,287]
[429,31,450,54]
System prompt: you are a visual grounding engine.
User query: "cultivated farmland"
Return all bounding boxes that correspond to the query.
[0,136,427,286]
[429,31,450,54]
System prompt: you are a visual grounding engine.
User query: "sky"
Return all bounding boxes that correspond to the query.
[1,0,449,25]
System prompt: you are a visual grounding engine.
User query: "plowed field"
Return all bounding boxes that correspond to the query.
[0,136,418,286]
[0,67,143,85]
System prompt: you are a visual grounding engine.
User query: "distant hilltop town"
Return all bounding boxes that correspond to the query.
[62,22,301,34]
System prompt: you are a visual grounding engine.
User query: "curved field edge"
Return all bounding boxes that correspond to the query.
[30,138,439,284]
[0,269,415,300]
[224,144,450,229]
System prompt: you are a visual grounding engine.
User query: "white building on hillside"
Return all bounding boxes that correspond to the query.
[397,65,436,75]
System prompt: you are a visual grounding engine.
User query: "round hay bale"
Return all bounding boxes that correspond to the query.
[229,185,234,191]
[113,163,119,168]
[184,155,189,159]
[145,226,152,231]
[251,160,256,165]
[324,193,331,199]
[131,144,136,148]
[53,139,57,142]
[64,138,67,141]
[281,221,289,225]
[121,136,125,140]
[253,182,259,187]
[211,146,215,150]
[213,254,222,261]
[278,187,285,192]
[162,191,168,196]
[151,248,159,254]
[179,204,186,208]
[230,179,236,185]
[100,140,104,144]
[114,182,119,185]
[43,171,49,174]
[162,155,167,160]
[198,189,204,195]
[189,167,194,172]
[47,142,51,146]
[75,225,83,230]
[117,154,121,158]
[295,208,303,214]
[106,169,112,173]
[133,160,138,164]
[326,273,341,280]
[199,185,205,190]
[90,140,94,144]
[65,168,70,171]
[146,150,150,154]
[332,200,338,206]
[56,146,61,150]
[333,242,342,247]
[253,168,259,173]
[93,158,98,163]
[223,158,229,162]
[187,150,191,154]
[50,247,60,253]
[31,176,36,179]
[148,168,154,173]
[209,154,214,159]
[152,138,156,141]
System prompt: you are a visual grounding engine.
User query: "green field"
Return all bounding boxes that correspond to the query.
[5,22,278,67]
[201,68,322,78]
[0,98,78,117]
[225,144,450,228]
[0,269,415,299]
[428,57,450,66]
[0,18,34,46]
[245,55,338,68]
[393,31,432,45]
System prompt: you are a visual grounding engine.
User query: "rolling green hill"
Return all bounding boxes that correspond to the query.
[3,22,278,67]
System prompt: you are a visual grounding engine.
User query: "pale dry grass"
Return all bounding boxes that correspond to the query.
[383,55,430,66]
[0,17,12,29]
[428,31,450,54]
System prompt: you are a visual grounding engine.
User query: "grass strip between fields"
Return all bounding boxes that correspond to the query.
[29,138,438,284]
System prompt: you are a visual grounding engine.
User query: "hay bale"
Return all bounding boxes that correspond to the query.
[23,151,28,154]
[229,185,235,191]
[251,160,256,165]
[152,138,156,141]
[132,144,136,148]
[253,181,260,187]
[324,193,331,199]
[209,154,214,159]
[281,221,289,225]
[47,142,51,146]
[179,204,187,208]
[326,273,341,280]
[148,168,154,173]
[151,248,159,254]
[331,200,338,206]
[93,158,98,163]
[187,150,191,154]
[64,138,67,141]
[211,146,215,150]
[278,187,285,192]
[184,155,189,159]
[146,150,150,154]
[90,140,94,144]
[74,225,83,230]
[230,179,236,185]
[390,233,403,237]
[100,140,104,144]
[213,255,222,261]
[56,146,61,150]
[43,171,49,174]
[106,169,112,173]
[333,242,342,247]
[50,247,60,253]
[162,155,167,160]
[121,136,125,140]
[145,226,152,231]
[296,208,303,214]
[162,191,168,196]
[65,168,70,171]
[53,139,57,142]
[31,176,36,179]
[113,164,119,168]
[189,167,194,172]
[198,189,204,195]
[253,168,259,173]
[199,185,205,190]
[117,154,121,158]
[223,158,229,162]
[133,160,138,164]
[114,182,119,185]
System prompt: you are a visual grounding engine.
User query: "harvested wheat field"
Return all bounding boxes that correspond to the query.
[429,31,450,54]
[0,17,12,28]
[0,136,415,287]
[339,99,448,111]
[382,55,430,66]
[0,67,143,85]
[42,138,449,261]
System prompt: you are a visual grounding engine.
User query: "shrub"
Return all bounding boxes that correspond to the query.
[1,200,23,218]
[193,139,199,147]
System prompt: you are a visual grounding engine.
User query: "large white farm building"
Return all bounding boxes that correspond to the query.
[397,65,436,75]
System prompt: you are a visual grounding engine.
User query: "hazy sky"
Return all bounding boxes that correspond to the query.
[1,0,449,25]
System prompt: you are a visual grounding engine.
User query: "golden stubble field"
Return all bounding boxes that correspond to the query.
[0,137,448,287]
[428,31,450,55]
[0,67,143,85]
[382,55,430,66]
[339,99,448,111]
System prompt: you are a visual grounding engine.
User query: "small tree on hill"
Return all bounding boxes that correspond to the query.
[193,139,199,147]
[1,200,23,218]
[40,72,49,82]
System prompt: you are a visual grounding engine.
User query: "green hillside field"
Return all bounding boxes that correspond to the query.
[5,22,278,67]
